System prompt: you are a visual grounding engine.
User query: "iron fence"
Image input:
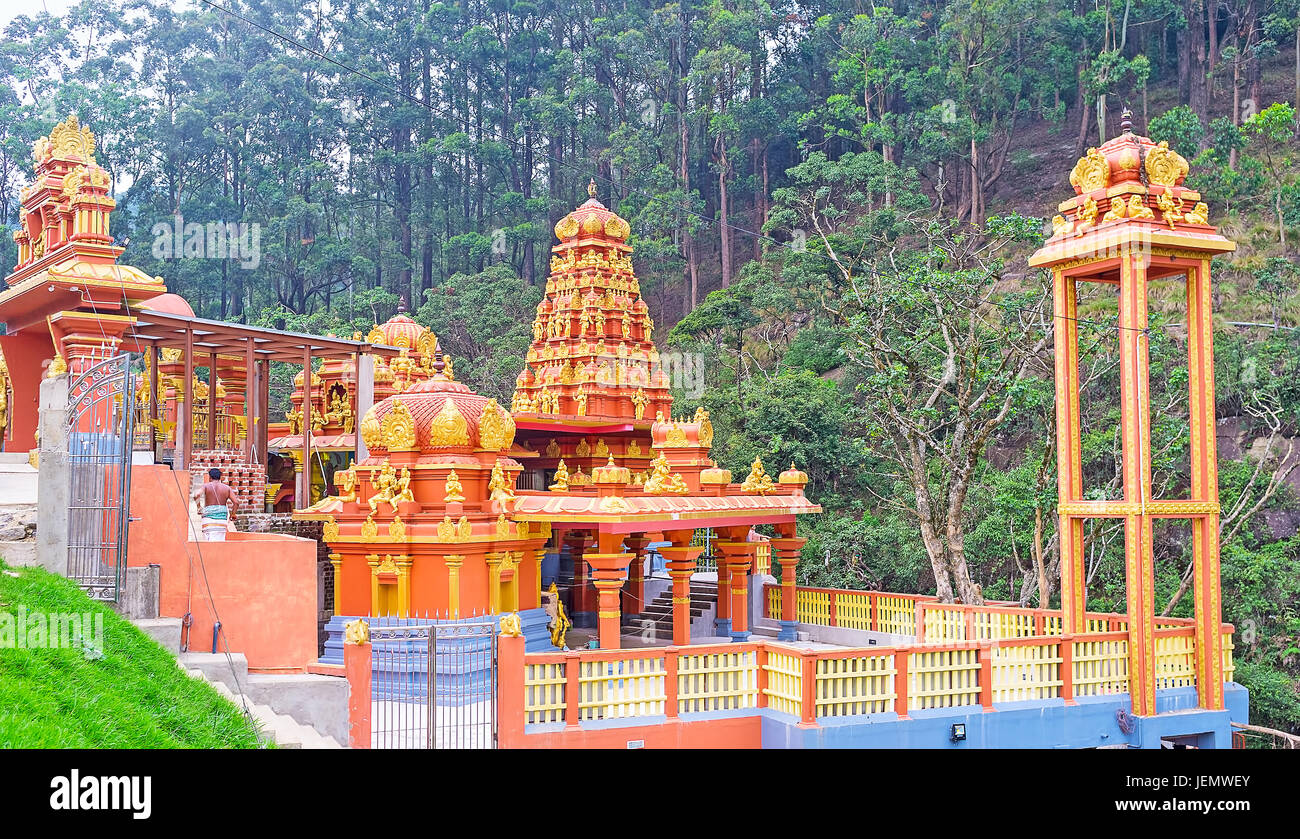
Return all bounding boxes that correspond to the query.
[371,619,497,749]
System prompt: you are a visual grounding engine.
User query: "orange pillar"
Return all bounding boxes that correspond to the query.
[343,623,371,749]
[586,540,632,650]
[1188,257,1224,709]
[1119,251,1157,717]
[661,530,703,646]
[1053,269,1087,633]
[770,532,806,642]
[497,630,526,748]
[716,537,755,642]
[623,534,649,617]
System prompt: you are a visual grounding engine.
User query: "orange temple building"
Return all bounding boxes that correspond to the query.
[303,182,821,650]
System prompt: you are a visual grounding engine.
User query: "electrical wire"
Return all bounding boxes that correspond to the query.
[195,0,1152,337]
[81,274,266,745]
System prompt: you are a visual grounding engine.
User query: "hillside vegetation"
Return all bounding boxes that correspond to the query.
[0,563,262,748]
[1,0,1297,735]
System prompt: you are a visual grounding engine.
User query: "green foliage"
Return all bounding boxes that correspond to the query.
[1148,105,1205,160]
[0,563,262,748]
[413,266,543,403]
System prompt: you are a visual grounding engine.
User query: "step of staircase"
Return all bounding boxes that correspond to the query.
[183,666,341,748]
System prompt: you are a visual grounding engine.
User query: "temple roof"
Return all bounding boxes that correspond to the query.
[1030,109,1235,267]
[511,180,671,426]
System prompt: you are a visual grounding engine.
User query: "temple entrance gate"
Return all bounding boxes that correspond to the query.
[370,620,497,749]
[65,353,137,602]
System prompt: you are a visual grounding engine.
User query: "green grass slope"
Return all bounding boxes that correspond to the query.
[0,562,261,748]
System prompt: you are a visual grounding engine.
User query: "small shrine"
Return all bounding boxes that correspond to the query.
[265,303,450,508]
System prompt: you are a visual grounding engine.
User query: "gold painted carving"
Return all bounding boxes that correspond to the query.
[1102,196,1128,223]
[555,216,579,240]
[444,469,465,503]
[360,404,383,450]
[549,459,570,491]
[456,516,472,540]
[695,408,713,448]
[389,515,406,539]
[1156,192,1187,228]
[575,438,591,458]
[1185,202,1209,225]
[437,516,456,540]
[545,438,561,458]
[428,397,469,446]
[627,439,642,458]
[1145,141,1189,187]
[499,613,523,637]
[1127,194,1155,219]
[478,399,516,450]
[48,115,97,162]
[323,517,340,542]
[598,495,632,513]
[344,619,370,645]
[361,515,378,540]
[381,399,417,449]
[489,461,516,503]
[1075,196,1098,228]
[643,453,689,495]
[1069,147,1109,193]
[496,513,512,540]
[740,457,775,494]
[594,438,609,458]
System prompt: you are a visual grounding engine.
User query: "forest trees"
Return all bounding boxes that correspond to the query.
[768,152,1052,604]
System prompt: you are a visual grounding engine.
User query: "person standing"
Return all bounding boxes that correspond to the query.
[192,468,237,541]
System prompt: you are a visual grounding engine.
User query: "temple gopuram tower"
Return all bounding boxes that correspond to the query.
[1029,112,1235,716]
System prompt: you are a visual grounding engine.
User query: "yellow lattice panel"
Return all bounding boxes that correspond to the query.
[796,589,832,626]
[523,660,567,725]
[767,586,782,620]
[1071,637,1129,696]
[835,592,872,630]
[1042,615,1063,635]
[1154,633,1197,690]
[1222,630,1235,684]
[762,650,803,718]
[677,650,758,712]
[755,542,771,576]
[907,649,981,709]
[974,610,1038,641]
[923,607,967,642]
[876,596,917,635]
[990,643,1063,703]
[576,657,666,721]
[815,654,895,717]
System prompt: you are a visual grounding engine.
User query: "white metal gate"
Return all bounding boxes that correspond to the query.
[66,353,136,602]
[371,620,497,749]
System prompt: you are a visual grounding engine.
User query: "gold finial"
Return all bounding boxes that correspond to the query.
[587,178,597,199]
[47,355,67,378]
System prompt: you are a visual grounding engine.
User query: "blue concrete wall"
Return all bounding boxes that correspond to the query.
[759,684,1248,749]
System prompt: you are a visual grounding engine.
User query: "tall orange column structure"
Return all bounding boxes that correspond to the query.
[1030,111,1235,715]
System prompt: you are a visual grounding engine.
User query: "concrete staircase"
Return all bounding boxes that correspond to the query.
[134,616,346,749]
[624,580,719,638]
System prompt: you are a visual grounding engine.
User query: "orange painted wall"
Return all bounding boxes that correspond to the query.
[0,331,54,451]
[127,464,318,672]
[502,717,761,749]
